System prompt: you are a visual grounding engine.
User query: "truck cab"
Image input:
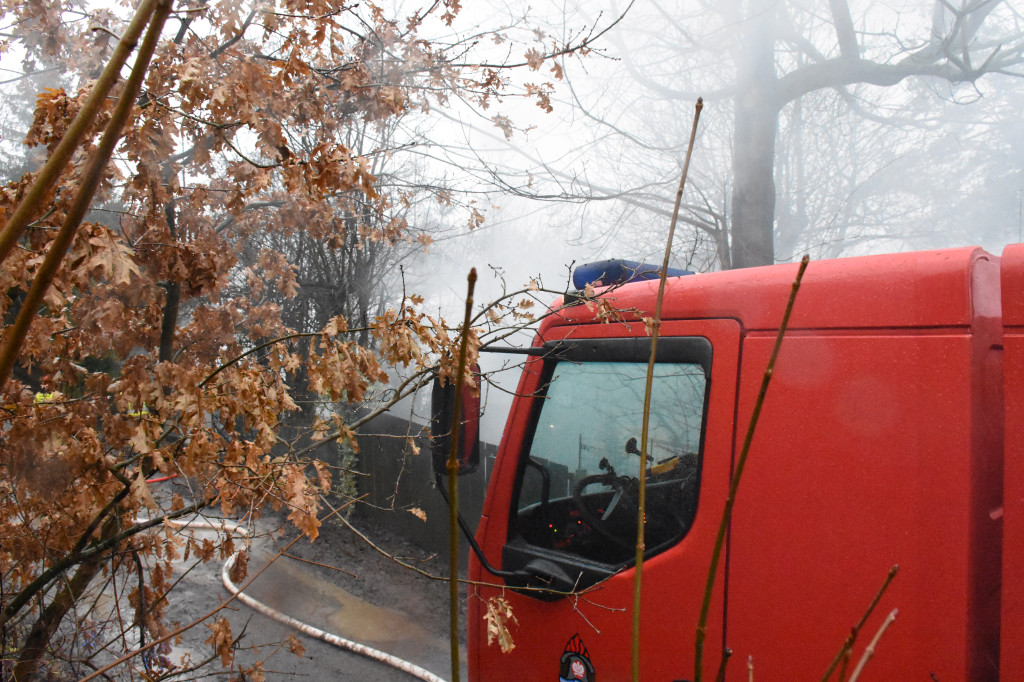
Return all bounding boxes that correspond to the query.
[465,246,1012,681]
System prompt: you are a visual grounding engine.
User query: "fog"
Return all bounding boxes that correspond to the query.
[2,0,1022,442]
[405,0,1024,291]
[393,0,1024,440]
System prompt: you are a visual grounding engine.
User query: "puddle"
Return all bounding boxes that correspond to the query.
[242,547,454,665]
[155,518,461,677]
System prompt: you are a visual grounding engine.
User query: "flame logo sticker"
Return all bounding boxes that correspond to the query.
[559,633,595,681]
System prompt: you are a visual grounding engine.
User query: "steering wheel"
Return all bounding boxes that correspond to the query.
[572,470,637,551]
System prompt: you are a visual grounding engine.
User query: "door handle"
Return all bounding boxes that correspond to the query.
[513,558,578,600]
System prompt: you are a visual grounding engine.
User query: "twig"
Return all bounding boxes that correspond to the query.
[0,0,173,392]
[694,254,810,682]
[0,0,159,267]
[713,648,732,682]
[281,553,358,578]
[0,499,210,631]
[633,95,703,682]
[820,564,899,682]
[326,496,589,597]
[78,498,357,681]
[848,609,898,682]
[199,332,319,388]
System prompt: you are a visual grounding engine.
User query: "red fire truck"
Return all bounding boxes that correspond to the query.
[435,245,1024,681]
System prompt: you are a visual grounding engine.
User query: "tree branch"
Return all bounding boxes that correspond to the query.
[829,0,859,59]
[0,499,212,632]
[0,0,173,392]
[0,0,159,267]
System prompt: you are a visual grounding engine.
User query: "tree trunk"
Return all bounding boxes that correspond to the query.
[13,549,107,680]
[158,201,179,363]
[729,0,779,269]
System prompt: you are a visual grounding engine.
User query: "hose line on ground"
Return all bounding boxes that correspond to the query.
[161,517,447,682]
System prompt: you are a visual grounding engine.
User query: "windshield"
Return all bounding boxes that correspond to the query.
[526,361,704,483]
[513,342,709,567]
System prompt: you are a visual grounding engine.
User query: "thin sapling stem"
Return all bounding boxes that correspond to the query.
[0,0,160,266]
[447,268,477,682]
[0,0,173,391]
[693,254,810,682]
[632,96,703,682]
[848,608,898,682]
[820,564,899,682]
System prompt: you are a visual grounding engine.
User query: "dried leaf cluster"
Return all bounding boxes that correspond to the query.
[0,0,589,677]
[483,595,518,654]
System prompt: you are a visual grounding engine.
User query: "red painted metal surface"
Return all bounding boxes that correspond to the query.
[1001,244,1024,680]
[550,247,987,333]
[728,332,1000,680]
[468,246,1009,680]
[469,319,740,681]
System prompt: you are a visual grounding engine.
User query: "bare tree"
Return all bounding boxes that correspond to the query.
[728,0,1024,265]
[480,0,1024,269]
[0,0,607,677]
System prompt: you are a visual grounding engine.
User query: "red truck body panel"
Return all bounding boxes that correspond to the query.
[1001,244,1024,680]
[469,319,739,681]
[468,246,1011,680]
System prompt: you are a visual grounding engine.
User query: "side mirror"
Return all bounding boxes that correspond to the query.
[430,364,481,477]
[428,363,516,582]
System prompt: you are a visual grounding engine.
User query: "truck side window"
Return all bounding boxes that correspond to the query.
[512,337,710,568]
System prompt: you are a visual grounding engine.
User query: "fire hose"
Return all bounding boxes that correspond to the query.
[161,517,447,682]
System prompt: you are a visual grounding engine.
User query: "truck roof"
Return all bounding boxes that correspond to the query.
[549,246,998,332]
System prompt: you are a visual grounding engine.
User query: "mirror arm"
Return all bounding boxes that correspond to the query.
[434,471,516,580]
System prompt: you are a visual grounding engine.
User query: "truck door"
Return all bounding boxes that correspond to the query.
[468,319,741,681]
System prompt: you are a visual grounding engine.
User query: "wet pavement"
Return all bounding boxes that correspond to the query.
[162,519,466,681]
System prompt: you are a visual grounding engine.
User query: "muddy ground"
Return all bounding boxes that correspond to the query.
[159,486,469,682]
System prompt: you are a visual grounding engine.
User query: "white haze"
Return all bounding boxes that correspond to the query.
[3,0,1022,442]
[400,0,1024,441]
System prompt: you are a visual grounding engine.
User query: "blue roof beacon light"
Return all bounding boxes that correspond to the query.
[572,259,694,291]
